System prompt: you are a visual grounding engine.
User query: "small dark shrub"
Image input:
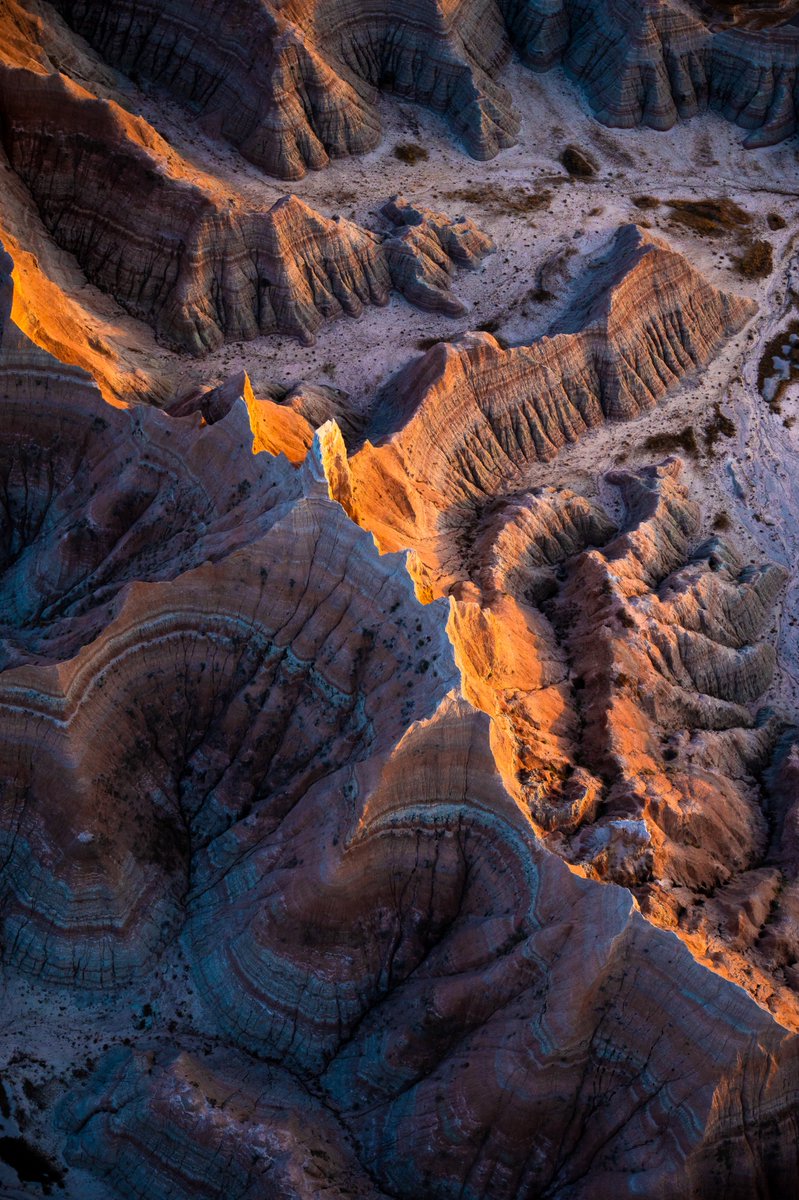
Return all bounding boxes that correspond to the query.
[643,425,698,456]
[666,197,751,236]
[393,142,428,164]
[737,239,773,280]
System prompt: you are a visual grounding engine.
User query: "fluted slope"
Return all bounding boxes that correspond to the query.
[0,65,492,353]
[51,0,380,180]
[447,456,799,1028]
[0,67,388,352]
[61,1044,384,1199]
[37,0,799,170]
[338,224,755,587]
[506,0,799,147]
[52,0,519,171]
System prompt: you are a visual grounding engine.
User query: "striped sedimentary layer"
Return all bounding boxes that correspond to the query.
[0,247,455,987]
[61,1043,384,1199]
[63,708,799,1198]
[0,250,306,666]
[506,0,799,146]
[446,457,797,1024]
[336,223,756,587]
[51,0,518,172]
[304,0,519,157]
[0,67,492,354]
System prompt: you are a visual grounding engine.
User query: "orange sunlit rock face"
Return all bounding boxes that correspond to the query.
[1,2,799,1198]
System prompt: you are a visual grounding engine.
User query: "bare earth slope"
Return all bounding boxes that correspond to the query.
[0,251,798,1198]
[2,2,799,1199]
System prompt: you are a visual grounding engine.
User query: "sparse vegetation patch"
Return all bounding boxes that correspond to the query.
[736,239,773,280]
[393,142,428,164]
[666,198,751,236]
[442,184,552,217]
[643,425,699,456]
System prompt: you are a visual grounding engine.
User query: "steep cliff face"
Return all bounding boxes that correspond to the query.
[339,224,756,587]
[0,62,492,354]
[506,0,799,146]
[51,0,519,171]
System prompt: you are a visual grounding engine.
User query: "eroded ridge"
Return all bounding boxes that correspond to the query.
[45,0,799,173]
[0,228,797,1197]
[507,0,799,147]
[334,224,756,590]
[0,39,492,354]
[51,0,519,172]
[456,459,798,1024]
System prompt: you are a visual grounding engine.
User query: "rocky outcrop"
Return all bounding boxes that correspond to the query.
[1,234,799,1197]
[469,486,618,603]
[382,195,495,316]
[506,0,799,146]
[52,0,519,171]
[0,64,491,353]
[167,370,317,463]
[338,224,756,589]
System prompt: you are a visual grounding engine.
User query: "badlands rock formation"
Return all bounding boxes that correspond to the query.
[51,0,519,171]
[45,0,799,163]
[336,224,756,589]
[2,1,799,1197]
[508,0,799,146]
[0,58,492,353]
[1,204,799,1194]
